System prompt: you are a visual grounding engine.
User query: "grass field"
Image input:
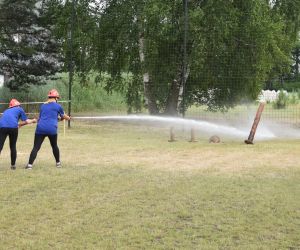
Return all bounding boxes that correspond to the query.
[0,121,300,249]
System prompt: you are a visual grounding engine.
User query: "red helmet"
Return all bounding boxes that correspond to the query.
[9,99,21,108]
[48,89,60,99]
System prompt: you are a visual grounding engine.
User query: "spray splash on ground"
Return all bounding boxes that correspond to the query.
[73,115,278,140]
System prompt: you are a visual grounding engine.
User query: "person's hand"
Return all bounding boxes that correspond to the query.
[63,115,71,121]
[18,121,27,128]
[32,118,37,123]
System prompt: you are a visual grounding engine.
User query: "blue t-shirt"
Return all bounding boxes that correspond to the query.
[36,102,64,135]
[0,106,27,128]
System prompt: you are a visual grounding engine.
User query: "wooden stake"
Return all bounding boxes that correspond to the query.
[168,127,176,142]
[245,102,265,144]
[189,128,197,142]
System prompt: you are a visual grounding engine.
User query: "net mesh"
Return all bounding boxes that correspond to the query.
[0,0,299,131]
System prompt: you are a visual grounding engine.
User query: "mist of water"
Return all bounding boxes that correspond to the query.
[73,115,279,140]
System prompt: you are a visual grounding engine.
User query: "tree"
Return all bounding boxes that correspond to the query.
[267,0,300,84]
[94,0,300,113]
[48,0,300,114]
[188,0,296,110]
[0,0,61,91]
[292,41,300,76]
[93,0,194,114]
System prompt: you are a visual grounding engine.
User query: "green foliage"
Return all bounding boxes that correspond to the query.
[288,91,299,104]
[297,89,300,100]
[190,0,298,110]
[0,0,61,90]
[71,80,126,113]
[2,0,299,113]
[273,90,288,109]
[89,0,300,112]
[271,77,300,91]
[47,0,99,76]
[0,72,127,114]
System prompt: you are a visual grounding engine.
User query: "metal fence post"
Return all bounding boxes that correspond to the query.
[182,0,188,117]
[68,0,76,128]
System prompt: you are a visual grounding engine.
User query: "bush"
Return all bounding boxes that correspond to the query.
[272,80,300,92]
[0,73,127,114]
[273,90,288,109]
[288,91,299,105]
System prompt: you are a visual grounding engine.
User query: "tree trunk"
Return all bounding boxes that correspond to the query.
[164,79,181,115]
[164,60,184,116]
[296,47,300,76]
[266,79,273,90]
[138,32,159,114]
[164,60,190,116]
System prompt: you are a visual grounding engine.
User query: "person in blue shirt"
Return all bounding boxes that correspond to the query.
[0,99,37,170]
[26,89,70,170]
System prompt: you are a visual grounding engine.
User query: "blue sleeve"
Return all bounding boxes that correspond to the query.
[39,104,43,119]
[58,104,64,117]
[19,108,28,121]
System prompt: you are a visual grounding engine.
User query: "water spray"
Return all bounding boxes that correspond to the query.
[72,115,275,141]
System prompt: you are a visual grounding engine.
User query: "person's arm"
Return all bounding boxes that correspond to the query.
[18,118,37,128]
[58,105,71,121]
[18,108,37,127]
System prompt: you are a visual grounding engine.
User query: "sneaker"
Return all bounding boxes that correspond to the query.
[11,165,16,170]
[56,162,61,168]
[25,164,32,170]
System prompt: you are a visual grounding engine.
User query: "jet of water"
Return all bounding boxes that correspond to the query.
[73,115,276,140]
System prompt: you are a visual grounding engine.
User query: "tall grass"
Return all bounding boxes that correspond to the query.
[0,73,127,114]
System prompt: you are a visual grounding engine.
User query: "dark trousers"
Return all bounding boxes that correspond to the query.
[28,134,60,165]
[0,128,18,165]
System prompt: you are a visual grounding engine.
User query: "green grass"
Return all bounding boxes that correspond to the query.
[0,122,299,249]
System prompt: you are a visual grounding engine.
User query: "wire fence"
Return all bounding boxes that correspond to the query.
[0,94,298,129]
[1,0,300,131]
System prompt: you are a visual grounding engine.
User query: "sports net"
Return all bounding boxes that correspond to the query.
[0,0,299,131]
